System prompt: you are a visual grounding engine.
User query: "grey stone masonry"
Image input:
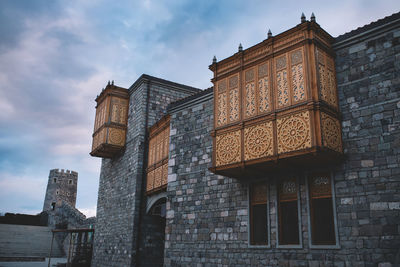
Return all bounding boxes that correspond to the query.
[43,169,78,212]
[91,74,200,267]
[163,15,400,267]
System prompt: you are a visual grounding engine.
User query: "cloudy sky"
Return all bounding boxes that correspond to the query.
[0,0,398,218]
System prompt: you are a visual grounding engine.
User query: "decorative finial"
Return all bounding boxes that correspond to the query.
[268,29,272,38]
[301,12,306,23]
[213,55,217,64]
[238,43,243,52]
[311,12,316,22]
[107,80,110,86]
[112,80,114,85]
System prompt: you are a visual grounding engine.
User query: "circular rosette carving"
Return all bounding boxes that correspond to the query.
[244,122,273,160]
[216,131,241,166]
[322,113,342,152]
[109,128,123,145]
[278,112,311,153]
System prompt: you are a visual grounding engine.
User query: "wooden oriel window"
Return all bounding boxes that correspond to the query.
[146,116,170,194]
[278,178,300,245]
[308,173,336,245]
[249,183,268,245]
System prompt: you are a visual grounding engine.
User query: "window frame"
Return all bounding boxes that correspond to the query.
[247,181,271,248]
[275,176,303,249]
[305,171,340,249]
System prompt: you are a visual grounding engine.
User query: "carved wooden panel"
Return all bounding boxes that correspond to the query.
[216,130,241,166]
[276,55,289,108]
[321,112,342,153]
[229,88,240,122]
[279,178,297,202]
[110,98,128,124]
[154,166,163,188]
[147,170,154,192]
[309,174,331,199]
[277,111,311,154]
[162,163,168,186]
[244,121,273,161]
[258,62,271,113]
[108,128,126,146]
[217,92,227,127]
[317,49,338,108]
[290,49,306,103]
[91,84,129,158]
[251,183,268,204]
[146,116,170,194]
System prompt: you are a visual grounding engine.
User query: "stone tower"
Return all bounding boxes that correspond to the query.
[43,169,78,212]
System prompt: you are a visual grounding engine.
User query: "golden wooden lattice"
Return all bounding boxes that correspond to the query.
[318,49,338,108]
[277,111,311,154]
[321,112,342,153]
[111,98,128,124]
[229,88,239,122]
[154,166,163,188]
[218,79,227,93]
[277,70,289,107]
[258,77,270,113]
[217,93,227,126]
[245,82,256,118]
[244,121,273,161]
[162,163,168,186]
[146,170,154,192]
[216,130,241,166]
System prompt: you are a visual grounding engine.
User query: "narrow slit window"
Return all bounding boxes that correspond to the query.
[250,183,268,245]
[278,178,300,245]
[309,173,336,245]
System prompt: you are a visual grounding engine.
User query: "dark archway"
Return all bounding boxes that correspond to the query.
[139,197,166,267]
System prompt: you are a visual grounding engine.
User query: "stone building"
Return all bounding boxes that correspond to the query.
[43,168,78,212]
[90,12,400,267]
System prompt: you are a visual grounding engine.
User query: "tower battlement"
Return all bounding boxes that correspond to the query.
[43,168,78,212]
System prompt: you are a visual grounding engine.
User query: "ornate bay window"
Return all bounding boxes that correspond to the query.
[90,82,129,158]
[209,19,343,178]
[146,116,170,194]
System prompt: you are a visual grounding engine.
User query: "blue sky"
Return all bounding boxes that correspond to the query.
[0,0,398,217]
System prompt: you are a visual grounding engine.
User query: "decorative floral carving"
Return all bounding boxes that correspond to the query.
[146,170,154,191]
[279,178,297,202]
[318,50,338,108]
[291,50,303,65]
[277,111,311,153]
[108,128,125,146]
[216,130,241,166]
[244,121,273,161]
[245,69,254,82]
[310,175,331,198]
[276,55,287,70]
[258,77,270,113]
[291,63,305,102]
[245,82,256,117]
[218,79,227,93]
[217,93,227,126]
[229,75,238,88]
[162,163,168,186]
[154,166,163,188]
[258,63,268,77]
[321,113,342,152]
[111,98,128,124]
[277,70,289,107]
[229,88,239,122]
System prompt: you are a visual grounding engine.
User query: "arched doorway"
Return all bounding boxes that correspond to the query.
[139,196,166,267]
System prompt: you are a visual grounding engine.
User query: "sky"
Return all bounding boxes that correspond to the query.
[0,0,399,218]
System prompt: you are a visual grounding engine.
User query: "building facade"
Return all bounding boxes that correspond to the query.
[91,13,400,267]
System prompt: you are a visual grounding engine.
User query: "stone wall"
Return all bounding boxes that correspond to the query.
[163,18,400,266]
[43,169,78,212]
[91,75,200,267]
